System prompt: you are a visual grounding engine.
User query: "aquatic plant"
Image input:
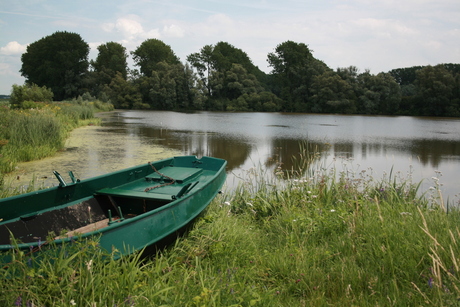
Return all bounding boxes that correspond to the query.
[0,100,113,190]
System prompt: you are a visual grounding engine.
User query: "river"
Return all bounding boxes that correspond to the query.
[7,110,460,205]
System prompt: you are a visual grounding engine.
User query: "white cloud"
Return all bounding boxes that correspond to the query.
[0,41,28,55]
[102,22,115,32]
[116,17,144,37]
[162,24,185,38]
[143,28,161,39]
[101,16,161,45]
[0,63,12,75]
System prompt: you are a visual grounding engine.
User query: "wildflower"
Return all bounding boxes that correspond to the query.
[400,212,412,216]
[70,299,76,306]
[14,296,22,306]
[428,277,433,288]
[124,296,135,306]
[330,209,336,212]
[86,259,93,271]
[224,201,231,206]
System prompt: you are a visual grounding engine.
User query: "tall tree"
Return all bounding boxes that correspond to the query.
[187,42,268,100]
[267,41,330,112]
[415,65,457,116]
[131,39,180,77]
[357,72,401,115]
[104,72,145,109]
[310,71,356,113]
[92,42,128,79]
[388,66,423,86]
[212,42,265,80]
[20,31,89,100]
[187,45,214,96]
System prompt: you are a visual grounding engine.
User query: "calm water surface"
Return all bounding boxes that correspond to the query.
[9,111,460,204]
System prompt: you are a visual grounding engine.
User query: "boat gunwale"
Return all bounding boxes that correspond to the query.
[0,156,175,203]
[0,157,227,251]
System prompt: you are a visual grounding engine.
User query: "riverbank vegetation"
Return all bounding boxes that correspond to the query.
[2,152,459,306]
[0,87,113,188]
[16,31,460,116]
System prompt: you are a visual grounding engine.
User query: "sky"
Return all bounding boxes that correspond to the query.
[0,0,459,94]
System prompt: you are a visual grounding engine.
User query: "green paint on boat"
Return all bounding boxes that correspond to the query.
[0,156,226,265]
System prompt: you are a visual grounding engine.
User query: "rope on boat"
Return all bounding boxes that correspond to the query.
[144,162,176,192]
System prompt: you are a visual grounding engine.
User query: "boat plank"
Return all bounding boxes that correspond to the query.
[96,188,173,201]
[57,218,110,238]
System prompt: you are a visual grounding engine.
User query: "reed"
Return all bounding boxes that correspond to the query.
[0,100,113,187]
[1,150,459,306]
[3,109,64,162]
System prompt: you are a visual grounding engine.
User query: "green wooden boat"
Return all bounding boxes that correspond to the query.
[0,156,226,264]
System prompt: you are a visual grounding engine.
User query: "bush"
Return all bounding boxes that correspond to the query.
[10,84,53,108]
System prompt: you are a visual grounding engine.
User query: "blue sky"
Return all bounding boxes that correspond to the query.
[0,0,459,94]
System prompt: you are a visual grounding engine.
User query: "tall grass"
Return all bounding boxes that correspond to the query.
[0,100,113,180]
[1,152,459,306]
[2,109,64,162]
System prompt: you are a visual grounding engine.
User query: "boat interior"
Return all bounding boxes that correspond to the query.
[0,166,204,245]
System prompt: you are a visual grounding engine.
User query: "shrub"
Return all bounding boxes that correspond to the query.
[10,84,53,108]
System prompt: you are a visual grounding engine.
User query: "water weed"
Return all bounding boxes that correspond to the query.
[0,100,113,188]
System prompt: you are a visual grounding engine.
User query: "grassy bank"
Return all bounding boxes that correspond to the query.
[0,99,113,190]
[2,159,459,306]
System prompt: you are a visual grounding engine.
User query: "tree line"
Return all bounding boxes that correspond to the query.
[18,31,460,116]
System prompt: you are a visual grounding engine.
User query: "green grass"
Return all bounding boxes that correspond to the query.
[0,100,113,179]
[2,158,459,306]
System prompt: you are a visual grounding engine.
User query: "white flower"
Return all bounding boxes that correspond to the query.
[400,212,412,216]
[224,201,231,206]
[330,209,336,212]
[70,299,76,306]
[86,259,93,271]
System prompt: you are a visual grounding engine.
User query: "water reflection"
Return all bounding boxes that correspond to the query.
[7,111,460,204]
[8,125,180,188]
[112,111,459,202]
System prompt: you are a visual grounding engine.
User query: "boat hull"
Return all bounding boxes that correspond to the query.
[0,156,226,264]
